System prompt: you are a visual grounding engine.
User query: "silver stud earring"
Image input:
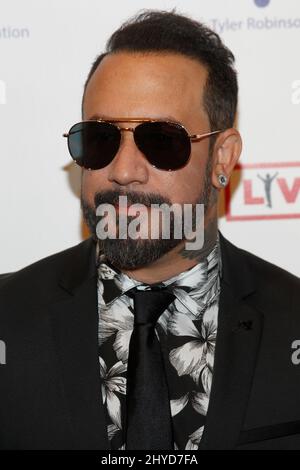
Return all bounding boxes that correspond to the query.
[218,174,228,187]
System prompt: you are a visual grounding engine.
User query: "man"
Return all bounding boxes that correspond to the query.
[0,10,300,450]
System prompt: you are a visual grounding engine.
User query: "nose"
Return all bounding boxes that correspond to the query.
[107,127,149,186]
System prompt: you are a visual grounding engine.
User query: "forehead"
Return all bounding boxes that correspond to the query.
[83,51,208,122]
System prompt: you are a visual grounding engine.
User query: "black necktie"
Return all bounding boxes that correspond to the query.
[125,286,176,450]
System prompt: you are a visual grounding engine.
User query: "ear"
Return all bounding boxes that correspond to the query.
[211,128,242,189]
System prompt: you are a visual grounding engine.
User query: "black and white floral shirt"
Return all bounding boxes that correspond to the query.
[97,233,222,450]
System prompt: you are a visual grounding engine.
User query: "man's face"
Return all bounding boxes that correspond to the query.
[81,51,214,270]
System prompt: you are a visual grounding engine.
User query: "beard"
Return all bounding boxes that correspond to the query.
[81,159,212,271]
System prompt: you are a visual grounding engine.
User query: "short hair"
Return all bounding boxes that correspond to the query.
[82,9,238,132]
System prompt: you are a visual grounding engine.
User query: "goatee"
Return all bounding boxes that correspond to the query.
[81,165,212,271]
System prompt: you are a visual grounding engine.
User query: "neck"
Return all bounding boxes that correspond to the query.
[122,210,218,285]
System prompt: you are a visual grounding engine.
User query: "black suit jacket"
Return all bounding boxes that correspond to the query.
[0,231,300,450]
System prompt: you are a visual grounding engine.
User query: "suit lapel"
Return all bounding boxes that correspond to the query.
[49,237,110,449]
[198,232,264,449]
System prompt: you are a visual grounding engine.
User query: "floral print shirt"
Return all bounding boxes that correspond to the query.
[96,233,222,450]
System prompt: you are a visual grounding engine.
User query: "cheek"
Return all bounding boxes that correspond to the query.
[184,149,210,199]
[167,160,206,204]
[81,170,105,204]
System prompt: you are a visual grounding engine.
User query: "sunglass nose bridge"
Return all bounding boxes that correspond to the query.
[116,126,139,151]
[117,127,140,148]
[119,126,135,133]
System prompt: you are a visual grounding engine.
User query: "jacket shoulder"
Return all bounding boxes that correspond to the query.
[220,231,300,289]
[0,238,95,302]
[239,244,299,287]
[219,230,300,321]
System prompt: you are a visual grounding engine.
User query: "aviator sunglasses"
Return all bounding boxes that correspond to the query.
[63,118,224,171]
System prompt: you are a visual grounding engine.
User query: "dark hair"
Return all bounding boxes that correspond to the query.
[82,9,238,132]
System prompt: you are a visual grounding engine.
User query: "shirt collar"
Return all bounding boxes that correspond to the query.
[97,232,222,317]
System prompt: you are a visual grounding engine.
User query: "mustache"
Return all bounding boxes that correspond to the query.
[94,189,172,209]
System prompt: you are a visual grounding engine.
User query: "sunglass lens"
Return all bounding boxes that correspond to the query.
[67,121,120,170]
[134,121,191,170]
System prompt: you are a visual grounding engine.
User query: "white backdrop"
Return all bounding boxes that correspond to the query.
[0,0,299,276]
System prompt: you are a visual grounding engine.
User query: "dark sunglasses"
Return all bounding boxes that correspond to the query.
[63,118,224,171]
